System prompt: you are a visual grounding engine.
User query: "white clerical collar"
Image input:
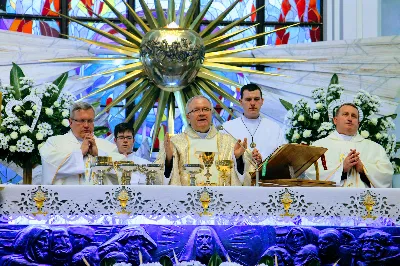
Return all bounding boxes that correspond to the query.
[334,130,356,141]
[241,114,261,124]
[194,128,211,139]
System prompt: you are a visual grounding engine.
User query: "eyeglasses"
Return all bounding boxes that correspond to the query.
[188,107,212,115]
[71,118,94,125]
[116,136,134,140]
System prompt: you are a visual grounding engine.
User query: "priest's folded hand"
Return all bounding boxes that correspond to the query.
[252,148,262,164]
[234,138,247,158]
[81,138,90,156]
[343,149,360,172]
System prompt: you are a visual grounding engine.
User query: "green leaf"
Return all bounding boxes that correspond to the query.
[49,72,68,103]
[94,126,110,137]
[279,98,293,111]
[396,142,400,149]
[9,62,25,99]
[308,259,321,266]
[329,73,339,85]
[100,258,116,266]
[208,253,223,266]
[258,255,274,266]
[159,256,173,266]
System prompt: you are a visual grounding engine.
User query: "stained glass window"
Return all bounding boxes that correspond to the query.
[68,0,127,18]
[200,0,257,22]
[0,18,60,36]
[0,0,60,16]
[265,25,321,45]
[265,0,321,22]
[134,0,191,13]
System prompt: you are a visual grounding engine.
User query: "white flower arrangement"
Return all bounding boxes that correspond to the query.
[219,262,243,266]
[176,261,206,266]
[282,74,399,173]
[0,63,73,175]
[139,263,160,266]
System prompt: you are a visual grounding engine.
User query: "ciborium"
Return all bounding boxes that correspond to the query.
[138,164,164,185]
[140,22,205,92]
[199,152,215,186]
[183,164,204,186]
[114,161,139,185]
[216,160,233,186]
[91,156,113,185]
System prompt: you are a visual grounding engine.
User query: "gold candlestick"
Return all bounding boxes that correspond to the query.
[216,160,233,186]
[183,164,204,186]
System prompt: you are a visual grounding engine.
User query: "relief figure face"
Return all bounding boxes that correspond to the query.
[52,229,73,259]
[123,236,144,258]
[360,236,385,260]
[287,229,306,252]
[33,230,50,263]
[195,228,214,258]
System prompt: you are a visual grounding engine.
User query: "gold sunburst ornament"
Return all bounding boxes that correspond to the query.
[43,0,302,147]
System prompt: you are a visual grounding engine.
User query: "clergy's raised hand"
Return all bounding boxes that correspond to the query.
[343,149,360,172]
[164,133,173,163]
[234,138,247,158]
[252,148,263,164]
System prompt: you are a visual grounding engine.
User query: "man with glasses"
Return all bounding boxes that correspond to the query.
[222,84,285,165]
[40,102,116,185]
[156,95,252,186]
[108,122,163,185]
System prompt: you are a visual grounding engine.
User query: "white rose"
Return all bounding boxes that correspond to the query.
[45,108,53,116]
[360,130,370,138]
[25,110,33,116]
[375,133,382,140]
[62,110,69,118]
[312,113,320,120]
[54,101,60,107]
[292,121,298,126]
[14,105,21,112]
[292,133,300,140]
[36,132,44,140]
[370,118,378,125]
[20,125,30,133]
[297,115,305,121]
[10,132,18,139]
[62,119,70,127]
[38,142,45,150]
[9,145,17,152]
[32,105,37,111]
[316,103,324,109]
[303,130,312,138]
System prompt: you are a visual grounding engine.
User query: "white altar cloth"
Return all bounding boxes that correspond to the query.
[0,185,399,227]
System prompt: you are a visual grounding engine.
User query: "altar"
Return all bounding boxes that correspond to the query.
[1,185,400,265]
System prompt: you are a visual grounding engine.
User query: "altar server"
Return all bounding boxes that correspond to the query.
[40,102,116,185]
[156,95,252,186]
[305,103,393,187]
[107,122,166,185]
[222,84,285,164]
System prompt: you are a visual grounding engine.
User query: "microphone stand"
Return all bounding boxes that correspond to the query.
[218,125,260,187]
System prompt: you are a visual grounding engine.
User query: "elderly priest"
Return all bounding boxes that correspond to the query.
[156,95,253,186]
[305,103,393,188]
[40,102,116,185]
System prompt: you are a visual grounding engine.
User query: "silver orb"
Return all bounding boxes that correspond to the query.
[140,28,205,92]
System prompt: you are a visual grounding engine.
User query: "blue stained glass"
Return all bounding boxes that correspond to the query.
[265,25,321,45]
[0,18,60,37]
[0,164,22,184]
[134,0,191,14]
[68,0,127,18]
[265,0,322,22]
[201,0,257,22]
[1,0,60,16]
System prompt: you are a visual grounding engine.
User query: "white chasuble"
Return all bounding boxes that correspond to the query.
[156,126,253,186]
[222,116,285,161]
[305,132,393,188]
[39,131,117,185]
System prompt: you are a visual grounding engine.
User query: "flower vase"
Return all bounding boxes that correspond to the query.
[23,166,32,184]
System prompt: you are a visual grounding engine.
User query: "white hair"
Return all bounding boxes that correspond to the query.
[185,95,213,114]
[70,102,95,118]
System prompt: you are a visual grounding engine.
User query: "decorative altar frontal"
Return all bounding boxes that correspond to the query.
[1,186,400,265]
[0,185,400,226]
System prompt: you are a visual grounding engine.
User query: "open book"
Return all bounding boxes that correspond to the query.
[255,144,327,179]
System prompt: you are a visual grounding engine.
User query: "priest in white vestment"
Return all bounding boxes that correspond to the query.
[305,103,393,188]
[107,122,167,185]
[222,84,285,164]
[39,102,116,185]
[156,95,253,186]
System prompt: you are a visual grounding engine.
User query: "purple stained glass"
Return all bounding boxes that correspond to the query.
[0,18,60,37]
[201,0,257,22]
[1,0,60,16]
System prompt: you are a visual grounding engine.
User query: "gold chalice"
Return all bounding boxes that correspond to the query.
[114,161,139,185]
[139,164,164,185]
[91,156,113,185]
[183,164,204,186]
[199,152,215,186]
[216,160,233,186]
